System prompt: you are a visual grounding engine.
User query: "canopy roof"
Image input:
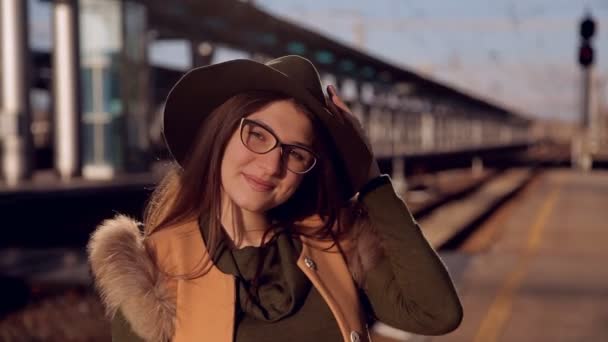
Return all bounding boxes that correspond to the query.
[139,0,530,123]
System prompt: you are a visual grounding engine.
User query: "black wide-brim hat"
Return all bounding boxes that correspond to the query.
[162,55,372,200]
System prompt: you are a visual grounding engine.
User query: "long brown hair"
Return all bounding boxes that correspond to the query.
[143,91,354,276]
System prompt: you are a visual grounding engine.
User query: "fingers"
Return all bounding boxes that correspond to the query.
[327,85,351,114]
[327,85,363,130]
[326,85,373,151]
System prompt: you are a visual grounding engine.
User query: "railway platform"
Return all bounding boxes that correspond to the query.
[429,169,608,341]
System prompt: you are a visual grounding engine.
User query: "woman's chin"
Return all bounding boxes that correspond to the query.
[231,194,273,213]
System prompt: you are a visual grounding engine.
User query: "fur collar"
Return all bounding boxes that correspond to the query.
[87,213,382,341]
[87,215,176,341]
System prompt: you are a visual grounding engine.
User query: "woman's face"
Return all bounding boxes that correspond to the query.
[220,99,314,213]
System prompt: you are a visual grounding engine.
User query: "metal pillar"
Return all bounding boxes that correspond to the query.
[472,156,483,178]
[391,157,407,195]
[191,40,214,67]
[122,1,152,172]
[421,113,434,151]
[52,0,81,180]
[472,119,483,147]
[571,65,595,171]
[1,0,32,186]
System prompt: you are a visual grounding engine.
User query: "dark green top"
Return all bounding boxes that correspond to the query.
[198,213,343,341]
[111,178,463,341]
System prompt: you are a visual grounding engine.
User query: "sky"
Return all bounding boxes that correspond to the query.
[254,0,608,121]
[29,0,608,121]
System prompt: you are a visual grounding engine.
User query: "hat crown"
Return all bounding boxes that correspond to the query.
[265,55,325,102]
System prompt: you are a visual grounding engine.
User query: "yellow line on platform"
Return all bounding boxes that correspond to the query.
[473,176,562,342]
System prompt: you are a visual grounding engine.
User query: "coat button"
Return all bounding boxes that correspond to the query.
[350,331,361,342]
[304,256,317,270]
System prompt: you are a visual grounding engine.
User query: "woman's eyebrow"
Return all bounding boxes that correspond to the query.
[250,118,313,149]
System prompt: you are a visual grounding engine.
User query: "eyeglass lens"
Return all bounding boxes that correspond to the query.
[240,120,316,173]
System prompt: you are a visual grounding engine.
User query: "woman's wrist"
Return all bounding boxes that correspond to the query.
[368,160,381,180]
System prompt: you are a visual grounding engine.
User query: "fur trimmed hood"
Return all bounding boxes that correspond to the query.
[87,213,383,341]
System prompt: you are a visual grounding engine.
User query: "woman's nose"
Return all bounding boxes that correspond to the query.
[257,147,284,175]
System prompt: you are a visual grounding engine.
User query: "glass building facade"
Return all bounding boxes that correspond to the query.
[79,0,149,179]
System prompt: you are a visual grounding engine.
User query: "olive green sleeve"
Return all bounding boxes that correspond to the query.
[359,177,463,335]
[111,309,146,342]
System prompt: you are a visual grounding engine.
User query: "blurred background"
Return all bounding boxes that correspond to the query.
[0,0,607,341]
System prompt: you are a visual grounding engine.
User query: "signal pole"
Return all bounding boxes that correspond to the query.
[573,13,597,171]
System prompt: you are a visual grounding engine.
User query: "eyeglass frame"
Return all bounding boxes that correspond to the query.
[238,117,319,174]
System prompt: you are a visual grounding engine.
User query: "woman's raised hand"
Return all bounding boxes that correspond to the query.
[326,85,381,181]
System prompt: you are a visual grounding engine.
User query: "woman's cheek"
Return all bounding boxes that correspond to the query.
[278,177,302,203]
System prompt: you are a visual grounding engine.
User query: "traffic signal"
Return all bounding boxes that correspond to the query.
[579,42,594,67]
[580,17,596,40]
[578,15,596,68]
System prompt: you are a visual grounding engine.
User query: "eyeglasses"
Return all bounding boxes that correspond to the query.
[239,118,318,174]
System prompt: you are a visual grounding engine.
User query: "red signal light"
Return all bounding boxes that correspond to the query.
[578,43,594,67]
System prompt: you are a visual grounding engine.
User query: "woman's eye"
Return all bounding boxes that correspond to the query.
[251,131,265,140]
[289,150,305,161]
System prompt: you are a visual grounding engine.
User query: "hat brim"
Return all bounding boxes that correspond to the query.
[162,59,372,199]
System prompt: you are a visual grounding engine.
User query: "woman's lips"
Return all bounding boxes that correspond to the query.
[242,173,275,192]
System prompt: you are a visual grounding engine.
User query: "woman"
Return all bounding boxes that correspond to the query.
[88,55,463,342]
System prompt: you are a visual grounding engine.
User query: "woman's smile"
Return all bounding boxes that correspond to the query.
[242,173,276,192]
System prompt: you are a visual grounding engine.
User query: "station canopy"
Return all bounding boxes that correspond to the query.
[139,0,530,122]
[36,0,529,122]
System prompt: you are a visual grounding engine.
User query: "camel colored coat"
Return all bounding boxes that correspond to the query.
[88,214,381,342]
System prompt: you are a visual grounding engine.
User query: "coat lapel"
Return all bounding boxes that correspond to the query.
[157,219,236,342]
[174,266,235,342]
[298,237,368,342]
